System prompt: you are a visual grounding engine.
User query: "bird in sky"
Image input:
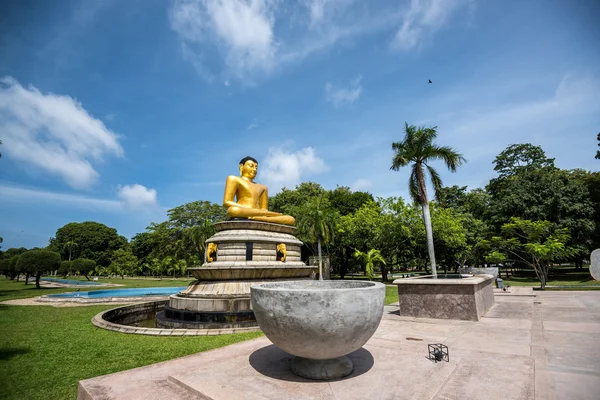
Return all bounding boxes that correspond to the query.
[428,79,432,84]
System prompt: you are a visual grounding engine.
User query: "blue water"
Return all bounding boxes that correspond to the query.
[41,277,102,285]
[47,287,187,298]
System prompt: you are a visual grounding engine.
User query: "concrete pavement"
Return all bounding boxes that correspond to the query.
[78,289,600,400]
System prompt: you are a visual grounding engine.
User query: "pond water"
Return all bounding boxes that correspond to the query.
[41,277,102,285]
[47,287,187,298]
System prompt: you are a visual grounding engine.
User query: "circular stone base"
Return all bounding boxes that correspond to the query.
[290,356,353,380]
[156,310,258,330]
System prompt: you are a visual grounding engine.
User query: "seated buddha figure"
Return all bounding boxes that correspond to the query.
[223,156,295,226]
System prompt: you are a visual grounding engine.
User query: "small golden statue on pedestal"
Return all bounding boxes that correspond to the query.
[223,156,295,225]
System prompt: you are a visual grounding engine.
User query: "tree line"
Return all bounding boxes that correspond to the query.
[1,136,599,289]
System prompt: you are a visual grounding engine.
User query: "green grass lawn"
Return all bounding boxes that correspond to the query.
[385,285,397,305]
[0,304,262,400]
[0,278,262,399]
[500,266,600,288]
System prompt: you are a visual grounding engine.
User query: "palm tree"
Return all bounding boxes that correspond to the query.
[390,123,466,277]
[297,196,337,280]
[64,240,78,261]
[184,220,215,256]
[353,249,386,281]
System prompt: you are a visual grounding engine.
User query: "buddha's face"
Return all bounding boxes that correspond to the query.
[240,160,258,179]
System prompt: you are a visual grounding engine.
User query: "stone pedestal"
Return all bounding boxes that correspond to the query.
[393,274,495,321]
[157,220,316,329]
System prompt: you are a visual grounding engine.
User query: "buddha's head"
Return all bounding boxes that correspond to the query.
[239,156,258,179]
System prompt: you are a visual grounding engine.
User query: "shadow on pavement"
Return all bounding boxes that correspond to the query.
[249,344,374,382]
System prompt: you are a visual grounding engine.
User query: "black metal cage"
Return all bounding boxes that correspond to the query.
[428,343,449,363]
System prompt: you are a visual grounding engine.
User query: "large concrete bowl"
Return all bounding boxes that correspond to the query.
[251,280,385,360]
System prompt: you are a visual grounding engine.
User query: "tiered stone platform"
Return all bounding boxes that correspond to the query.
[157,220,317,329]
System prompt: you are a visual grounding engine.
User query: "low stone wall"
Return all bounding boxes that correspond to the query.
[393,274,495,321]
[92,301,261,336]
[102,300,167,325]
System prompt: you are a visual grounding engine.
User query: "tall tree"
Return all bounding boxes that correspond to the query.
[130,232,157,266]
[50,222,127,267]
[166,200,227,228]
[486,145,595,266]
[109,248,138,279]
[269,182,327,215]
[328,186,374,216]
[481,218,575,289]
[492,143,555,178]
[72,258,96,280]
[596,133,600,160]
[390,123,466,277]
[296,196,338,280]
[16,250,61,289]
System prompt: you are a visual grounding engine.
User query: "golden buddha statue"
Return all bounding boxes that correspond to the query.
[223,156,295,225]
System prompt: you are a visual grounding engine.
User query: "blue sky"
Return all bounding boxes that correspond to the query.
[1,0,599,249]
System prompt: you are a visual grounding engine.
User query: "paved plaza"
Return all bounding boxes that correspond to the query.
[79,288,600,400]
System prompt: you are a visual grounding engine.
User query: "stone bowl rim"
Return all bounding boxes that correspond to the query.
[251,280,385,292]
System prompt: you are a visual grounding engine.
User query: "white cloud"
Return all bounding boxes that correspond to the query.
[170,0,277,77]
[325,75,362,107]
[0,183,161,212]
[117,184,158,209]
[0,185,122,212]
[261,147,328,192]
[308,0,326,25]
[391,0,473,51]
[169,1,472,81]
[0,77,123,188]
[350,178,372,192]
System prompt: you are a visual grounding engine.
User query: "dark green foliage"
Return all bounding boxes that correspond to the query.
[296,195,338,279]
[328,186,374,216]
[269,182,327,215]
[49,222,127,267]
[439,185,468,208]
[3,247,28,259]
[595,132,599,160]
[140,200,226,265]
[16,250,61,288]
[72,258,96,279]
[0,249,28,279]
[166,200,227,228]
[130,232,156,266]
[58,261,72,277]
[492,143,555,178]
[480,218,575,289]
[0,258,14,279]
[486,166,594,268]
[570,170,600,251]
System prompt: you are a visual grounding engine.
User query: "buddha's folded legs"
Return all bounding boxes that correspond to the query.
[227,206,295,225]
[248,215,296,225]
